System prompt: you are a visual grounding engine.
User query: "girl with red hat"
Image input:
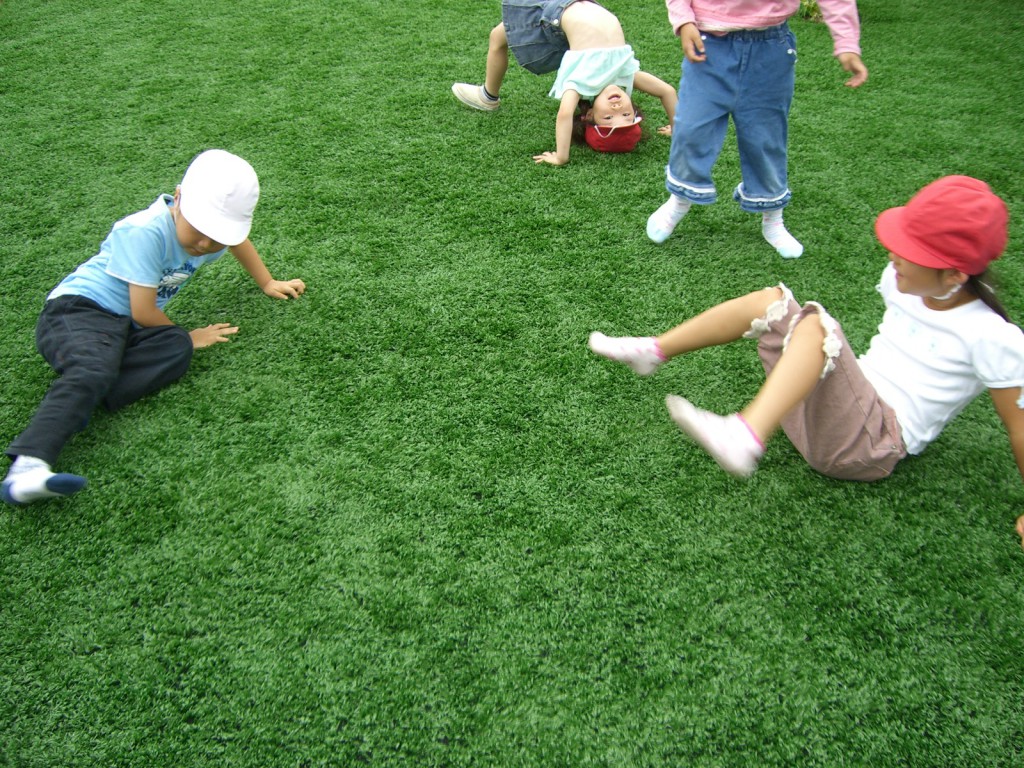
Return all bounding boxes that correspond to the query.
[588,176,1024,546]
[451,1,677,165]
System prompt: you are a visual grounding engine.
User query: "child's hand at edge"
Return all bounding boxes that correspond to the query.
[838,52,868,87]
[263,278,306,299]
[190,323,239,349]
[680,24,706,63]
[1016,514,1024,548]
[533,151,568,166]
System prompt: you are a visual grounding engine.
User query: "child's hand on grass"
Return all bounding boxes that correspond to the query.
[190,323,239,349]
[533,151,567,166]
[657,124,672,136]
[1016,514,1024,548]
[263,279,306,299]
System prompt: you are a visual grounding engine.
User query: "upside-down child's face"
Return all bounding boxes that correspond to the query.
[589,84,637,129]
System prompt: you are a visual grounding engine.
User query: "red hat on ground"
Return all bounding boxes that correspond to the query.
[874,175,1008,275]
[584,119,642,154]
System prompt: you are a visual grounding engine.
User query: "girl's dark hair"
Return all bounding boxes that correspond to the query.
[967,269,1012,323]
[571,99,645,145]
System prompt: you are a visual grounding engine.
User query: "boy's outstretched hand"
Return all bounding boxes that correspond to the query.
[263,278,306,299]
[190,323,240,349]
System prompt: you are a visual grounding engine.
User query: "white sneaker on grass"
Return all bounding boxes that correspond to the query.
[451,83,500,112]
[665,395,764,478]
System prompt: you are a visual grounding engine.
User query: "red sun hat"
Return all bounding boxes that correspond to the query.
[584,119,642,154]
[874,175,1008,275]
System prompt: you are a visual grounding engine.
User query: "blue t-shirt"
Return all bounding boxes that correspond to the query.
[48,195,227,316]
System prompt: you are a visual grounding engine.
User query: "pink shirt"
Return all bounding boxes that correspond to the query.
[665,0,861,56]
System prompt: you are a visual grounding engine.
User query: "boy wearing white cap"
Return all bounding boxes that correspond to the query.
[2,150,305,505]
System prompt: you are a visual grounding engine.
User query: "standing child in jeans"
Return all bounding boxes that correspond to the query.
[590,176,1024,546]
[2,150,306,505]
[452,0,677,166]
[647,0,868,258]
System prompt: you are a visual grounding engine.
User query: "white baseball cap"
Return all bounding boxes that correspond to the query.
[178,149,260,246]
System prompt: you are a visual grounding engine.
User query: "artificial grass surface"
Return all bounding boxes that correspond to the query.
[1,0,1023,765]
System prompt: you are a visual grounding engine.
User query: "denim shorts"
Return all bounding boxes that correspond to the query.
[502,0,587,74]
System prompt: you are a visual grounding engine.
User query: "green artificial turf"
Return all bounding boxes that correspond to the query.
[1,0,1022,765]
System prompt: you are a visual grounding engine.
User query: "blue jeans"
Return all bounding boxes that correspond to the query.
[665,23,797,212]
[6,295,193,466]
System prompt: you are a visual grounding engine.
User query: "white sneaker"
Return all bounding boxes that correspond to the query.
[451,83,500,112]
[588,332,664,376]
[2,465,87,505]
[665,395,763,477]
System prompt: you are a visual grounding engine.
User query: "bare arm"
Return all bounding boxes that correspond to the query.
[230,239,306,299]
[128,283,238,349]
[989,386,1024,547]
[128,283,173,328]
[534,90,580,166]
[632,70,677,134]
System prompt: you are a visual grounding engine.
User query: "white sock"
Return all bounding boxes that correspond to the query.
[665,395,764,478]
[646,196,692,244]
[2,456,87,505]
[588,332,665,376]
[762,210,803,259]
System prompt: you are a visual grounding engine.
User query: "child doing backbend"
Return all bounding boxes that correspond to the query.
[452,0,677,166]
[648,0,869,258]
[590,176,1024,547]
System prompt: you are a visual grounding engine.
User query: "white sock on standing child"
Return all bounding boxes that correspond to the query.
[1,455,87,505]
[646,196,692,244]
[761,209,804,259]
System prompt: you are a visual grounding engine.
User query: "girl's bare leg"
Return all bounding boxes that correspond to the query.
[588,287,783,376]
[656,287,784,356]
[485,23,509,97]
[740,315,825,442]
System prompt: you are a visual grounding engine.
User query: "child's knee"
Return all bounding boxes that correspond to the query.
[744,285,794,340]
[166,326,194,375]
[790,313,826,345]
[489,23,508,51]
[786,302,843,379]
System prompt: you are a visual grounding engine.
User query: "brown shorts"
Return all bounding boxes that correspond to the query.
[746,286,907,481]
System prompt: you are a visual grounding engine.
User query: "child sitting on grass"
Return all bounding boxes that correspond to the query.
[452,0,677,165]
[589,176,1024,547]
[2,150,306,506]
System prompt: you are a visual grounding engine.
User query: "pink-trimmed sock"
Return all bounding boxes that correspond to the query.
[761,210,803,259]
[665,395,764,477]
[588,332,666,376]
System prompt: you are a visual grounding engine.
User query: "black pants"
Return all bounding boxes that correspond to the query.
[6,295,193,466]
